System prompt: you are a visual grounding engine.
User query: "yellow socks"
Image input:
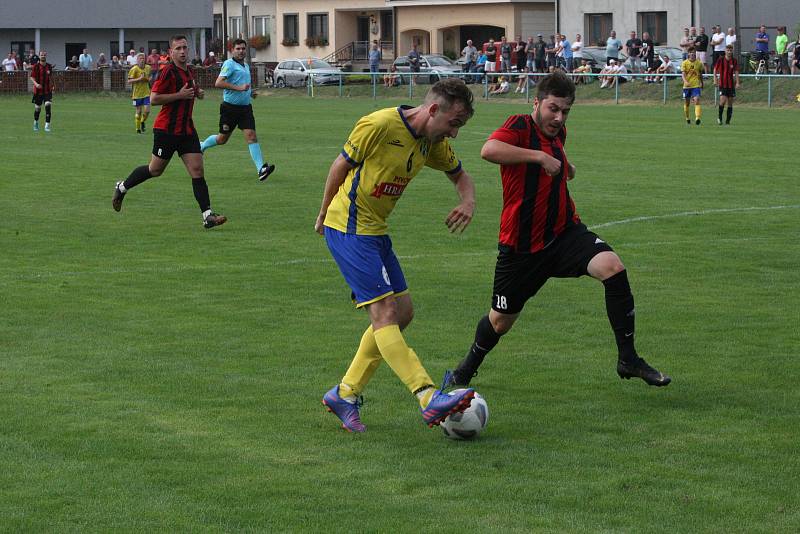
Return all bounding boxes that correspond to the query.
[694,104,702,121]
[134,114,141,130]
[373,325,434,400]
[341,326,382,396]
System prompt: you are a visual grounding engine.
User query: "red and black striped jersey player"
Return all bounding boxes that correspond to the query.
[112,35,226,229]
[447,71,670,389]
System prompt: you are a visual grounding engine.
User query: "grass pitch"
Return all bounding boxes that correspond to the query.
[1,91,798,531]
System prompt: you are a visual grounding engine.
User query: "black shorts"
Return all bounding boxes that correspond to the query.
[219,102,256,133]
[32,93,52,105]
[719,87,736,97]
[152,129,201,160]
[491,223,614,314]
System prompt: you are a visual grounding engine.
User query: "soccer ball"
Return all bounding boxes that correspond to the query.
[440,390,489,440]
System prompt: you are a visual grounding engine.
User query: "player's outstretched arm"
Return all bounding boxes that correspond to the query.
[481,139,562,176]
[445,168,475,233]
[315,154,355,235]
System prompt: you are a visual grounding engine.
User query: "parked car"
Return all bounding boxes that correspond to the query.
[654,46,684,73]
[392,54,463,83]
[580,46,629,73]
[272,58,342,88]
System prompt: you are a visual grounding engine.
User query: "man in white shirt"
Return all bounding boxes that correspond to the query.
[725,28,737,49]
[125,49,138,67]
[711,26,727,70]
[2,52,17,71]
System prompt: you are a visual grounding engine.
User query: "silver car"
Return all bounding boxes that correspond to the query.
[392,54,463,83]
[273,58,342,88]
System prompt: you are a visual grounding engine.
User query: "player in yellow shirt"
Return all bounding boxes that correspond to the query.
[315,79,478,432]
[127,53,152,133]
[681,47,705,125]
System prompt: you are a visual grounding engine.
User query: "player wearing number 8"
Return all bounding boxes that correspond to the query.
[315,79,479,432]
[449,72,671,389]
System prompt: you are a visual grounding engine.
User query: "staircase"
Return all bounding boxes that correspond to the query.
[323,41,394,69]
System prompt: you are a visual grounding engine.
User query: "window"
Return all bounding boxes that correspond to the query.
[308,13,329,40]
[11,41,35,59]
[148,41,169,54]
[110,41,134,57]
[638,12,667,45]
[585,13,613,47]
[229,16,242,39]
[253,16,271,37]
[380,11,393,42]
[213,14,223,40]
[283,14,299,44]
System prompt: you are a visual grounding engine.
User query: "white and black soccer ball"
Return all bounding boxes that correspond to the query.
[440,390,489,440]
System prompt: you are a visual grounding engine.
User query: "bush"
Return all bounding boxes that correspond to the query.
[305,37,329,47]
[282,39,299,46]
[249,35,270,50]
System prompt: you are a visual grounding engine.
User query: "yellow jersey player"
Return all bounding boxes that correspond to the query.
[315,79,478,432]
[681,47,705,125]
[128,53,152,133]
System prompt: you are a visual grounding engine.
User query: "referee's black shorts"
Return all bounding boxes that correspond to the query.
[152,129,201,160]
[491,223,614,314]
[219,102,256,133]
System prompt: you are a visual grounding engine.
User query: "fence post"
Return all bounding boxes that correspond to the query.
[484,74,489,100]
[767,75,772,107]
[614,75,619,104]
[372,71,377,99]
[408,74,413,99]
[339,73,343,97]
[662,74,667,104]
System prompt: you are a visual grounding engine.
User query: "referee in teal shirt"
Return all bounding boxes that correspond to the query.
[200,38,275,181]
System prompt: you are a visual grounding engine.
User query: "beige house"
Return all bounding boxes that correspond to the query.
[214,0,556,69]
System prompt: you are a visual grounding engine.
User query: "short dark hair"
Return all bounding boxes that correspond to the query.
[170,35,187,46]
[536,71,575,103]
[425,78,475,118]
[233,38,247,47]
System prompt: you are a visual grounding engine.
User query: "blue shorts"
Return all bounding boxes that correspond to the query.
[324,227,408,308]
[682,88,701,99]
[133,96,151,107]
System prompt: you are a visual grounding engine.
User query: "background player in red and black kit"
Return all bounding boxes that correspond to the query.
[112,35,226,229]
[448,72,670,389]
[30,50,54,132]
[714,45,740,125]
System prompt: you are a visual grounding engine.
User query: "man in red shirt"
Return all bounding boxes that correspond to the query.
[448,71,670,388]
[29,50,54,132]
[714,44,740,125]
[112,35,226,229]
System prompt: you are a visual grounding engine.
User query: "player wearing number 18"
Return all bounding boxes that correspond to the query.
[316,78,479,432]
[448,72,670,389]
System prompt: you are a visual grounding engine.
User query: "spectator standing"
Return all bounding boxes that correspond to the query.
[514,36,526,76]
[126,49,138,66]
[368,40,382,74]
[499,36,513,74]
[754,25,770,66]
[793,32,800,75]
[524,36,536,73]
[625,31,642,75]
[110,55,124,70]
[66,56,80,71]
[2,52,16,71]
[775,26,788,74]
[147,49,161,82]
[485,39,497,77]
[408,43,422,85]
[561,35,573,72]
[30,50,54,132]
[97,53,108,68]
[571,34,584,66]
[606,30,622,65]
[534,34,547,74]
[546,35,557,71]
[694,27,709,67]
[78,48,93,70]
[461,39,478,80]
[680,28,693,59]
[641,32,655,73]
[711,26,727,68]
[725,28,737,50]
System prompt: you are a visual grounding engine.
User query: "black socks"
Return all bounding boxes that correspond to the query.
[454,315,503,385]
[191,177,211,213]
[122,165,153,190]
[602,270,637,363]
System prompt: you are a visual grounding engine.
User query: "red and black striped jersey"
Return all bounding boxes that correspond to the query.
[489,114,580,253]
[152,63,197,136]
[714,56,739,88]
[30,62,54,94]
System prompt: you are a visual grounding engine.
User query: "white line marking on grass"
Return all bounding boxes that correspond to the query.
[591,205,800,230]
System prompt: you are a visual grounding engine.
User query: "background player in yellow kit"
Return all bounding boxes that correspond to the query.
[315,79,478,432]
[128,53,152,133]
[681,47,705,125]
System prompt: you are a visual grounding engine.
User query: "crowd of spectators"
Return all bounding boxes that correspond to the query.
[1,46,223,72]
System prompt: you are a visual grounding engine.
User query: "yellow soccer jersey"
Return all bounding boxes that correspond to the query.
[681,59,704,88]
[324,106,462,235]
[128,65,152,99]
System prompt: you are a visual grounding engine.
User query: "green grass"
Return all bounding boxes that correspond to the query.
[1,92,799,532]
